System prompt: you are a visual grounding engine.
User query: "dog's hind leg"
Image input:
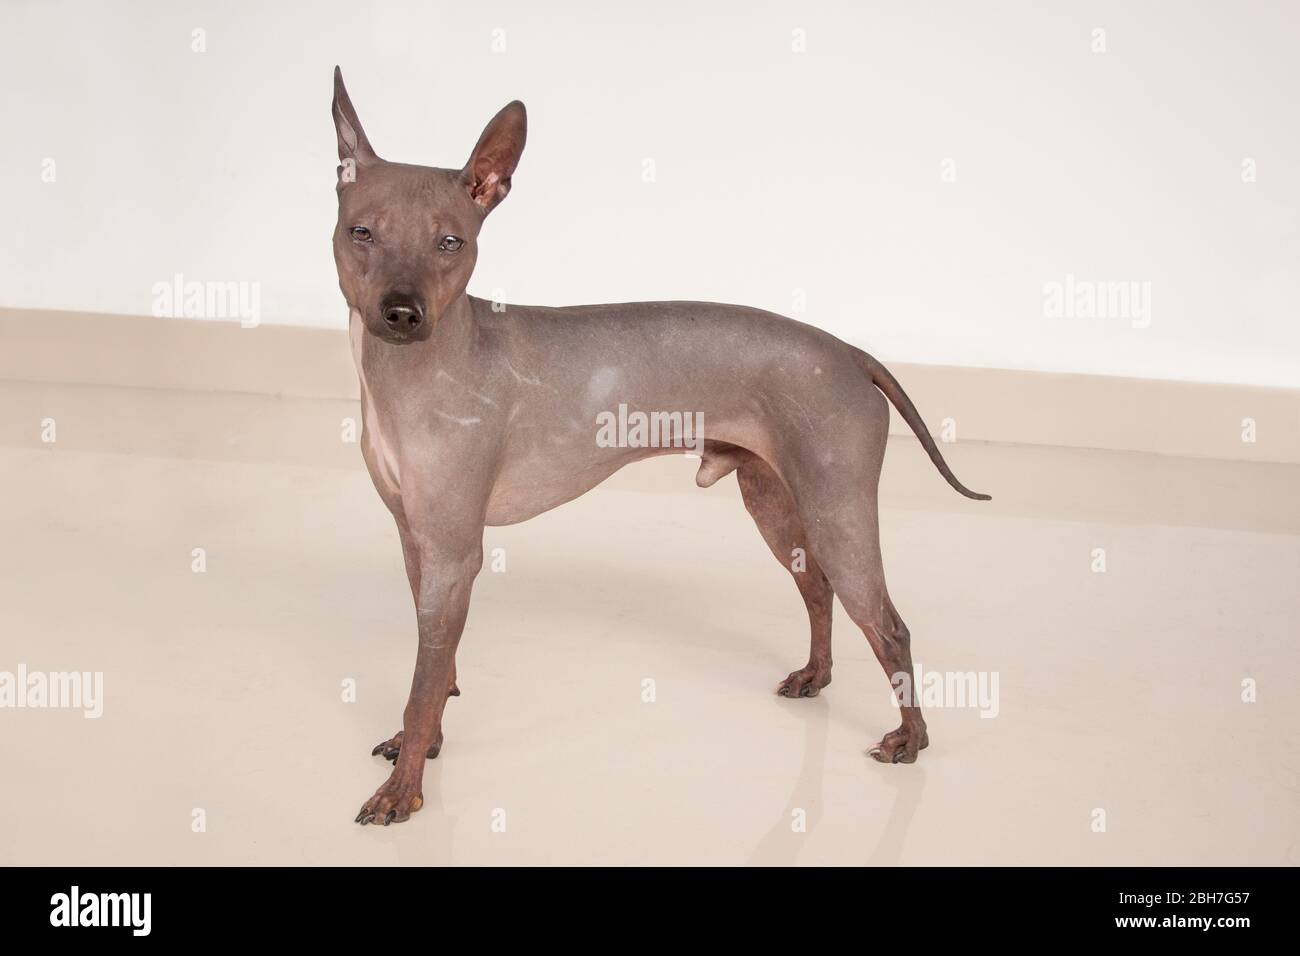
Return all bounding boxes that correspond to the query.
[733,454,835,698]
[795,491,928,761]
[777,385,927,761]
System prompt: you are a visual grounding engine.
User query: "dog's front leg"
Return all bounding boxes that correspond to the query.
[356,534,483,826]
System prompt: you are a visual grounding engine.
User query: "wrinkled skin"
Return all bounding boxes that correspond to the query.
[331,68,987,825]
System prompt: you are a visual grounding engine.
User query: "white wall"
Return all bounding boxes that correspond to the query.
[1,0,1297,386]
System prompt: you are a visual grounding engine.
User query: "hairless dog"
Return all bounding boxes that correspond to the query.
[330,68,990,826]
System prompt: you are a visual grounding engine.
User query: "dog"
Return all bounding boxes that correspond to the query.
[330,68,989,825]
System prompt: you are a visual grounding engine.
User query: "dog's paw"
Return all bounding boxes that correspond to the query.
[355,773,424,826]
[867,723,929,764]
[371,729,444,763]
[776,664,831,698]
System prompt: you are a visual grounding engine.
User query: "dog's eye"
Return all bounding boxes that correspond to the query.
[439,235,464,252]
[350,226,372,242]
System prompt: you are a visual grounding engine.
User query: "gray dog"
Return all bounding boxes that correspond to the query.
[330,68,989,825]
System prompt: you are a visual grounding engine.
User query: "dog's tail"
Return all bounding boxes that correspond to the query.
[855,350,991,501]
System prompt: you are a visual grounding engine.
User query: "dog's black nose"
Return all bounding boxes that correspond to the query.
[381,297,424,330]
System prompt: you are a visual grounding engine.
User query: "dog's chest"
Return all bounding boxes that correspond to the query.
[349,311,402,501]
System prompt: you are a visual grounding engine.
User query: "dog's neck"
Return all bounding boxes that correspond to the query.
[427,292,478,353]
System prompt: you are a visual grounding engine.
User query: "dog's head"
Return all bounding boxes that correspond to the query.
[331,67,526,344]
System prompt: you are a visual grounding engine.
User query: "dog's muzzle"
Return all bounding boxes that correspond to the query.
[380,295,425,339]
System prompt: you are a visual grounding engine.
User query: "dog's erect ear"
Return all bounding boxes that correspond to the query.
[460,101,527,213]
[332,66,378,168]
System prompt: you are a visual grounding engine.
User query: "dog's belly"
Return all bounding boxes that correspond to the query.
[483,403,772,526]
[484,445,679,526]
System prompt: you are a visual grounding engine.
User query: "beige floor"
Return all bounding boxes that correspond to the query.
[1,378,1298,866]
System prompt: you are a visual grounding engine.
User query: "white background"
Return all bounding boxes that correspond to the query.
[1,0,1296,386]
